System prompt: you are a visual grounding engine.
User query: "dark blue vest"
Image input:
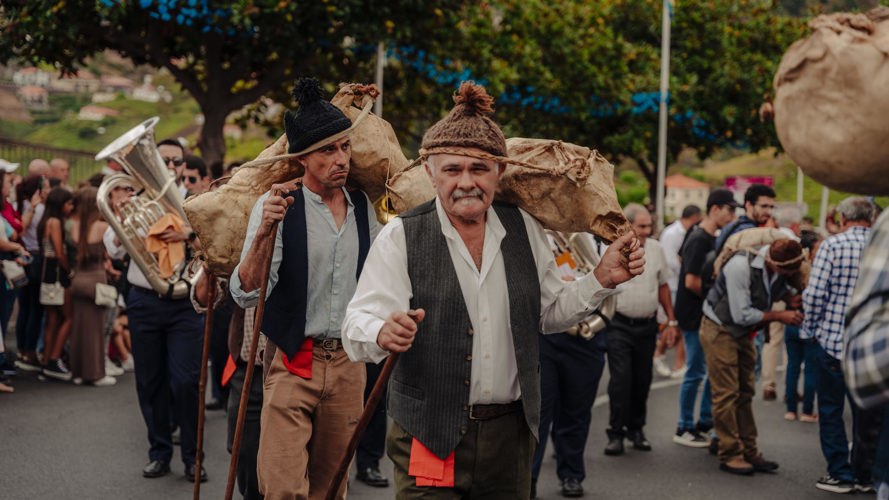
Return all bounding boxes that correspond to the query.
[261,188,370,358]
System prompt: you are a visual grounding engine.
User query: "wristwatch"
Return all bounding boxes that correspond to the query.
[667,320,679,327]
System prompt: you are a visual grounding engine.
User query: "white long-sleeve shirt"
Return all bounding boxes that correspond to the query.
[342,199,617,405]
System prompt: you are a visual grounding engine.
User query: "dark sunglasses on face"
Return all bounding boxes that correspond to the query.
[162,157,184,167]
[185,176,199,184]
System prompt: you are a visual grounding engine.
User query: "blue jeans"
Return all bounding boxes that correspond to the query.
[677,328,712,430]
[14,255,43,354]
[815,345,883,483]
[784,325,817,414]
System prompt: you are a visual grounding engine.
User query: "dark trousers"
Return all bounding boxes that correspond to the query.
[784,325,817,414]
[127,287,204,466]
[227,363,264,500]
[532,332,606,482]
[357,360,388,470]
[874,405,889,487]
[815,344,884,482]
[210,296,233,405]
[15,256,43,353]
[388,412,534,499]
[606,314,657,438]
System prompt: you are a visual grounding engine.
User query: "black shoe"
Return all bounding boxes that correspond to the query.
[629,430,652,451]
[142,460,171,478]
[356,466,389,487]
[604,437,624,456]
[709,436,719,456]
[747,454,779,473]
[560,477,584,497]
[185,463,208,483]
[205,398,225,411]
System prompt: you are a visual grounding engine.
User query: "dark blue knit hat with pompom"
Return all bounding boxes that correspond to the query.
[284,78,352,154]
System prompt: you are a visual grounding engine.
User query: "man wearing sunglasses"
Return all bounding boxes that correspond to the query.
[182,155,210,197]
[157,138,188,199]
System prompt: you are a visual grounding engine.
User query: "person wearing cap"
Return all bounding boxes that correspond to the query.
[230,77,380,499]
[342,81,645,498]
[701,238,805,475]
[672,189,738,449]
[801,196,880,494]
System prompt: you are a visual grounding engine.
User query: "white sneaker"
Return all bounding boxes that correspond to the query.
[121,357,135,372]
[91,375,117,387]
[671,366,688,379]
[653,355,671,378]
[105,358,124,377]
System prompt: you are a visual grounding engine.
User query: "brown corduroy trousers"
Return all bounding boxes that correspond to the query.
[700,316,760,464]
[257,345,365,500]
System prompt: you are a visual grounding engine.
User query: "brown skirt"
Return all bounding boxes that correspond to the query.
[69,266,108,382]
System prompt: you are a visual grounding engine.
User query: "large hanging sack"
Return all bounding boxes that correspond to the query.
[773,7,889,195]
[184,83,404,276]
[386,138,630,242]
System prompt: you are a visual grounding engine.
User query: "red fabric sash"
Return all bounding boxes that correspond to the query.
[408,438,455,487]
[221,355,237,387]
[280,338,313,379]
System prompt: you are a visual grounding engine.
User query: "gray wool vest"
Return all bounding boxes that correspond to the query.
[389,200,541,459]
[706,251,787,338]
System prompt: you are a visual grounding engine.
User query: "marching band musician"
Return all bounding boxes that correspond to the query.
[229,77,380,500]
[531,232,610,498]
[103,137,207,482]
[342,81,644,499]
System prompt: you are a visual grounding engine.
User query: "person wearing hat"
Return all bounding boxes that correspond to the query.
[342,81,645,498]
[701,237,805,475]
[230,77,380,499]
[671,188,738,449]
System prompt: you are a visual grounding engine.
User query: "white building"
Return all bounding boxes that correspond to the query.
[664,174,709,221]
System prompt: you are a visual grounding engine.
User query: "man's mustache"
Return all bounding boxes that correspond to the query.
[452,188,484,200]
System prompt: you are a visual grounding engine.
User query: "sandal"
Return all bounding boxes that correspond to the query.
[784,412,797,421]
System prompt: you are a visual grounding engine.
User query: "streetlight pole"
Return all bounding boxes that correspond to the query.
[655,0,672,231]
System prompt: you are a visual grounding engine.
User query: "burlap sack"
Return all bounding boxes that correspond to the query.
[386,138,630,242]
[331,84,411,201]
[774,7,889,195]
[184,83,404,276]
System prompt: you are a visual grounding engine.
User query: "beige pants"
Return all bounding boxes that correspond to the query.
[761,301,787,390]
[257,345,365,500]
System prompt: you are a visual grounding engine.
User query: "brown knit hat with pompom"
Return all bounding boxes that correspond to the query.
[420,81,507,158]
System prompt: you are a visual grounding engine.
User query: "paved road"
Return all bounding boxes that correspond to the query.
[0,360,846,500]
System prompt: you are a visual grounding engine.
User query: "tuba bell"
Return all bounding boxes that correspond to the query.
[547,230,616,339]
[96,117,203,299]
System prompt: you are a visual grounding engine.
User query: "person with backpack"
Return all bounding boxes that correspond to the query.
[701,239,805,475]
[714,184,777,254]
[672,189,738,448]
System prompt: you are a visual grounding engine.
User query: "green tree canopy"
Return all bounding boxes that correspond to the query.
[0,0,463,163]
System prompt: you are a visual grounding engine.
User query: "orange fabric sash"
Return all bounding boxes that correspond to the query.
[408,438,455,487]
[221,355,237,387]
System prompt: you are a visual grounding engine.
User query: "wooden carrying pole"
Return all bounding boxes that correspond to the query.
[325,352,400,500]
[224,189,282,500]
[193,272,216,499]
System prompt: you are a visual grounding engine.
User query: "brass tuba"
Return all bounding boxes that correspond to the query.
[547,230,616,339]
[96,117,203,299]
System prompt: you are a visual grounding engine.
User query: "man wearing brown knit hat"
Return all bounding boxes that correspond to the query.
[701,238,806,475]
[342,81,645,498]
[231,77,380,499]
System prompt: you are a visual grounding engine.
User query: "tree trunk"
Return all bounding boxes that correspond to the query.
[198,107,228,166]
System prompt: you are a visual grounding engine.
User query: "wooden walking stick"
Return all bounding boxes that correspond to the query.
[325,310,420,499]
[324,352,400,500]
[193,271,216,500]
[224,185,286,500]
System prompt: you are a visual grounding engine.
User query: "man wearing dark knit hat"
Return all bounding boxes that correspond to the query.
[343,81,645,498]
[701,238,805,475]
[230,77,380,499]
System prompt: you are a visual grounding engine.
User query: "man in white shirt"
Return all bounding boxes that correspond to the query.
[342,81,644,498]
[603,203,678,456]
